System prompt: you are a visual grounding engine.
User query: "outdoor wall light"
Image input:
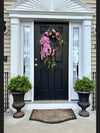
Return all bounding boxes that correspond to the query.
[4,20,8,33]
[4,56,7,62]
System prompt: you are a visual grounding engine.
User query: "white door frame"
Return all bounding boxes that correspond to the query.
[10,18,92,102]
[8,0,94,110]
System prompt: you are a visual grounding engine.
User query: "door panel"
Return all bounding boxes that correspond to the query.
[34,22,69,100]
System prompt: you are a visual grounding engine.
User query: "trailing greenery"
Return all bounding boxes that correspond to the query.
[6,75,32,94]
[44,55,56,71]
[74,77,96,92]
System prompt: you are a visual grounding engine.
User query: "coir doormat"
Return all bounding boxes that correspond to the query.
[29,109,77,124]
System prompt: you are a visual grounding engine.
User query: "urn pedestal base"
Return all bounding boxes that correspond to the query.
[12,102,25,118]
[78,110,89,117]
[10,92,25,118]
[13,111,25,118]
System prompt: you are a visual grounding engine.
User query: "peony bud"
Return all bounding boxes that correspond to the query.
[56,32,59,37]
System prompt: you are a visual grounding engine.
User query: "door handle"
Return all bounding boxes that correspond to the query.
[35,64,38,67]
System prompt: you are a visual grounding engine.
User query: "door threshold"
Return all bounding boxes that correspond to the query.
[24,100,80,110]
[26,100,77,104]
[34,100,69,104]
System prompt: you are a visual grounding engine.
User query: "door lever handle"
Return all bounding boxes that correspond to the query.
[35,64,38,67]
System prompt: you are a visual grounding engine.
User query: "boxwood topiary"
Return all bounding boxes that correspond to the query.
[74,77,96,92]
[7,75,32,94]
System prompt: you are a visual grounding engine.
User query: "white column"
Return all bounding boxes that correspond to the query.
[82,20,92,109]
[82,20,91,79]
[9,18,20,112]
[11,18,20,77]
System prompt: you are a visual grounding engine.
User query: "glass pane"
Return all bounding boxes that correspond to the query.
[23,27,30,80]
[73,28,79,86]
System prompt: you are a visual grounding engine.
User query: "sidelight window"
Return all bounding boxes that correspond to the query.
[23,27,30,80]
[73,27,79,86]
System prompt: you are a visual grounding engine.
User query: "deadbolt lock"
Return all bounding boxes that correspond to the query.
[35,58,38,61]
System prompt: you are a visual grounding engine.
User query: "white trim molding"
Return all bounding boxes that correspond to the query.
[7,0,94,18]
[8,0,95,110]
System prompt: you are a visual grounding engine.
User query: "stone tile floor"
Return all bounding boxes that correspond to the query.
[4,108,96,133]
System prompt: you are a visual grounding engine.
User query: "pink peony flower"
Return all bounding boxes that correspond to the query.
[56,32,59,37]
[45,32,48,36]
[57,38,59,40]
[52,29,56,33]
[49,33,52,36]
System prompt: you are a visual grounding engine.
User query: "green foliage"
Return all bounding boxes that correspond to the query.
[44,55,56,71]
[74,77,96,92]
[6,75,32,94]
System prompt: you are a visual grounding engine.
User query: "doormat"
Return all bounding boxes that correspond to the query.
[29,109,77,124]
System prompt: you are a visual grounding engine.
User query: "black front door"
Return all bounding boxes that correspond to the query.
[34,22,69,100]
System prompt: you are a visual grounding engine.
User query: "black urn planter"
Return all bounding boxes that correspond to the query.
[10,92,25,118]
[76,91,90,117]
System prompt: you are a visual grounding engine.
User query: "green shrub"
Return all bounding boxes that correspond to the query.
[7,75,32,94]
[74,77,96,92]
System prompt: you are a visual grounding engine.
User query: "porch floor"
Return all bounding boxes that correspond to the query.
[4,108,96,133]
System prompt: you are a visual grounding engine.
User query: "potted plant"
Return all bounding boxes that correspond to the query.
[74,76,96,117]
[7,75,32,118]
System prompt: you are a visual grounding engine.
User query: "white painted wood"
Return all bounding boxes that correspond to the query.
[78,24,82,80]
[11,18,20,78]
[7,0,94,21]
[7,0,94,15]
[31,21,34,102]
[81,20,91,79]
[68,22,72,102]
[8,14,94,20]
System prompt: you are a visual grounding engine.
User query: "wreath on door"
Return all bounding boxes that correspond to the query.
[40,28,66,71]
